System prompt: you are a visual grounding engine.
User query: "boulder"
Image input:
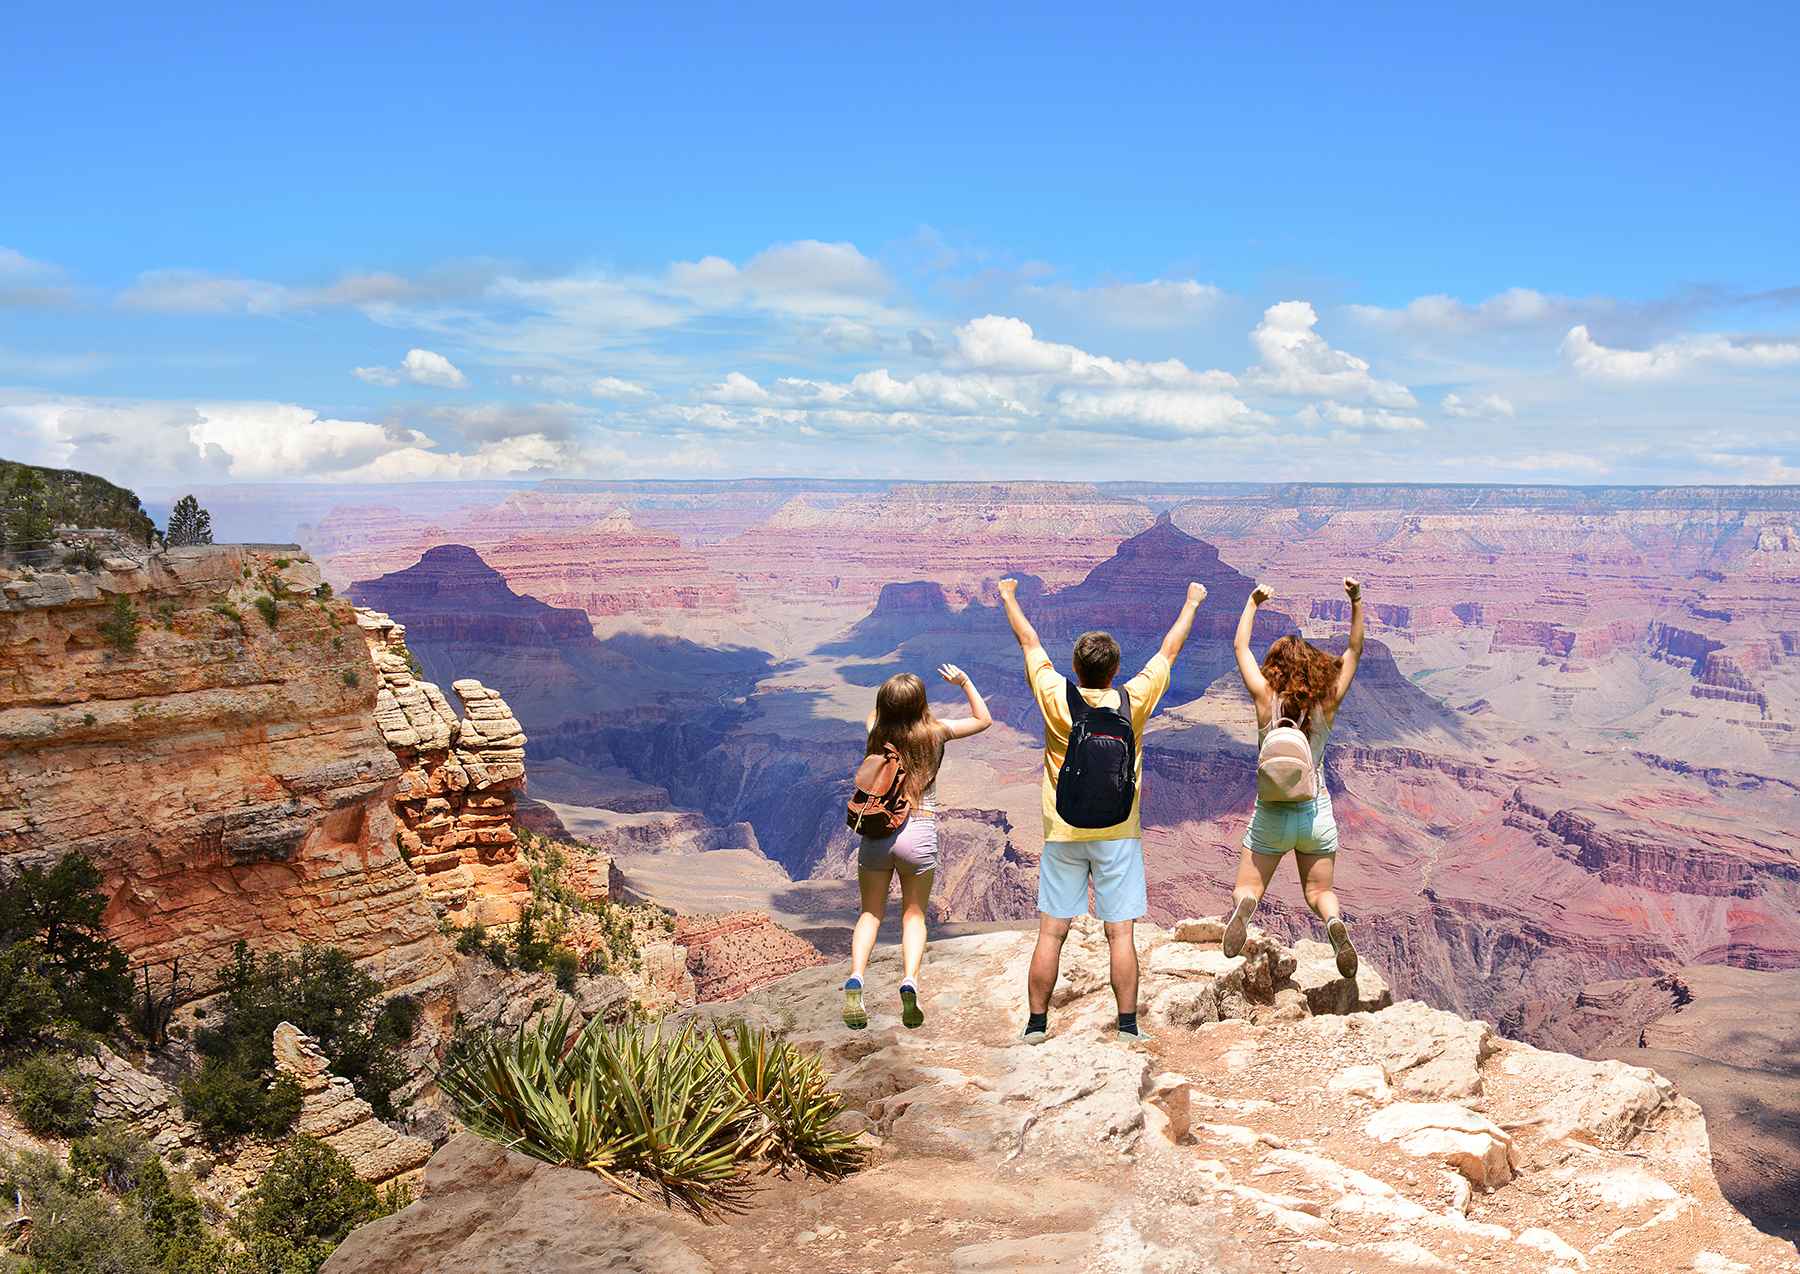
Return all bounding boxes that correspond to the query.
[1364,1101,1519,1187]
[321,1135,712,1274]
[1361,1000,1496,1099]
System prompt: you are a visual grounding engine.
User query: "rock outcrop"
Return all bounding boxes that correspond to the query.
[357,607,532,924]
[274,1022,433,1190]
[325,919,1796,1274]
[671,911,828,1001]
[0,543,450,997]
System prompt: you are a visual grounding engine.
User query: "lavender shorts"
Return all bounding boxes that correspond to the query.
[858,816,939,874]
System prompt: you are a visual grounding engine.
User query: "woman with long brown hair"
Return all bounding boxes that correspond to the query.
[844,664,991,1030]
[1222,578,1365,977]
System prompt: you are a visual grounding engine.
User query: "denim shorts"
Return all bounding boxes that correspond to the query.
[1242,789,1338,857]
[1038,837,1147,922]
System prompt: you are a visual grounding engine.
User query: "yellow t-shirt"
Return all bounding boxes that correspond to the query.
[1026,646,1171,843]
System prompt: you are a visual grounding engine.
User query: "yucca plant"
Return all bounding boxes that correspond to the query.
[439,1010,863,1219]
[710,1020,867,1181]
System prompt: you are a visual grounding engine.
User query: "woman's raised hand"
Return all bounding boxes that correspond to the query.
[1250,584,1273,605]
[1344,577,1362,601]
[937,663,969,686]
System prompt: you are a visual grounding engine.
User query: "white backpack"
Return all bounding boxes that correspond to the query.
[1256,698,1318,802]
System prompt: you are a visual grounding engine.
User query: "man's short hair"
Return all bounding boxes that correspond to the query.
[1072,631,1121,688]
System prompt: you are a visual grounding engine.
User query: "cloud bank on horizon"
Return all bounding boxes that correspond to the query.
[2,8,1796,488]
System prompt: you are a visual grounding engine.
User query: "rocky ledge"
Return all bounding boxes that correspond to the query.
[326,919,1796,1274]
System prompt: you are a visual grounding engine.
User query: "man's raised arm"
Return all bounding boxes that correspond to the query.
[1157,582,1207,663]
[997,578,1041,652]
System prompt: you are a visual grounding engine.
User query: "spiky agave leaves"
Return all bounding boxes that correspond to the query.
[710,1020,868,1181]
[439,1011,863,1219]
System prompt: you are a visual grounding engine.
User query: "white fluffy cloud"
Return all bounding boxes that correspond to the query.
[666,240,891,317]
[1295,401,1426,432]
[1246,302,1416,406]
[353,349,469,389]
[1027,277,1227,329]
[1441,392,1516,419]
[588,376,651,399]
[1348,288,1569,332]
[1,394,609,482]
[1561,324,1800,380]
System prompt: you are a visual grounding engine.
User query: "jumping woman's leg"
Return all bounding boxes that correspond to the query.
[1295,851,1357,977]
[844,866,892,1028]
[1223,846,1283,958]
[896,866,933,1028]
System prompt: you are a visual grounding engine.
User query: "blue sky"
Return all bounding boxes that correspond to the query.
[3,3,1798,485]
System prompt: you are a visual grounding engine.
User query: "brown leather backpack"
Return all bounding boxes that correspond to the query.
[846,743,911,836]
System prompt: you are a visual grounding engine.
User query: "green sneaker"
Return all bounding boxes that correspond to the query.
[842,985,867,1030]
[1021,1026,1048,1046]
[1118,1024,1155,1046]
[899,985,924,1029]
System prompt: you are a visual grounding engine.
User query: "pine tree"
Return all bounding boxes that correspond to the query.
[164,494,213,547]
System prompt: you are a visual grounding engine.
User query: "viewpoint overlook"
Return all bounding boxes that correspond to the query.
[1,471,1797,1271]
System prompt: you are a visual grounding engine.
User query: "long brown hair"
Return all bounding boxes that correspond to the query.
[1260,635,1341,729]
[867,673,943,801]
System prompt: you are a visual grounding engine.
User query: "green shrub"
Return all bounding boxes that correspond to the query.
[83,711,98,725]
[164,495,214,548]
[552,948,580,992]
[63,544,105,572]
[180,1058,303,1143]
[156,601,178,630]
[4,1052,97,1136]
[272,557,291,569]
[253,594,279,628]
[0,852,132,1054]
[181,943,417,1143]
[70,1122,155,1193]
[439,1009,866,1219]
[454,922,487,956]
[210,601,244,631]
[314,582,333,600]
[99,595,142,653]
[233,1137,398,1274]
[3,1135,225,1274]
[341,669,360,689]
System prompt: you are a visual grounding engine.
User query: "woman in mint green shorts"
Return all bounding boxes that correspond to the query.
[1222,577,1365,978]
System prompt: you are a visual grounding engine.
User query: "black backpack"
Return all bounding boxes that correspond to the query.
[1055,682,1137,829]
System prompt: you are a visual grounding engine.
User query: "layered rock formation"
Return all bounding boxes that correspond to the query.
[325,920,1797,1273]
[671,912,828,1001]
[357,607,532,924]
[0,543,449,997]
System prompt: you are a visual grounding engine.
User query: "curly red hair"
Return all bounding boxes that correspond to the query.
[1260,635,1341,725]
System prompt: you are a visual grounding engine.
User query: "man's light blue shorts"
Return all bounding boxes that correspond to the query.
[1038,838,1147,922]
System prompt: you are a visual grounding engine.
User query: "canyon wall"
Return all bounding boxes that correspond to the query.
[0,543,451,997]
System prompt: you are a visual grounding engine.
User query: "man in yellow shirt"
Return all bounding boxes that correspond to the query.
[998,576,1206,1045]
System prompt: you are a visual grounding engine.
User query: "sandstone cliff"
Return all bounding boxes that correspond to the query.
[324,918,1797,1273]
[0,542,450,998]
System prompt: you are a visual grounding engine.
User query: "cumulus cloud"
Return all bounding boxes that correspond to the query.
[1440,392,1516,419]
[1027,277,1227,328]
[353,348,469,389]
[667,240,891,316]
[0,393,611,482]
[1295,401,1426,432]
[1246,302,1415,406]
[588,376,651,399]
[1347,288,1570,332]
[0,248,76,308]
[706,371,773,404]
[1561,324,1800,380]
[951,314,1236,388]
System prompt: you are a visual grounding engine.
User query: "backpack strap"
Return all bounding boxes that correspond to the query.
[1118,684,1131,723]
[1064,678,1088,725]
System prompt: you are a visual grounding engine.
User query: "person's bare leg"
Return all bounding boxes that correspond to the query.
[1104,920,1139,1015]
[1296,852,1356,977]
[844,867,892,1028]
[1224,847,1283,957]
[896,868,933,1027]
[1025,915,1073,1040]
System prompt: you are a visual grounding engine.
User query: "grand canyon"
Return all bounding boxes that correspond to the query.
[320,477,1800,1239]
[4,470,1798,1270]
